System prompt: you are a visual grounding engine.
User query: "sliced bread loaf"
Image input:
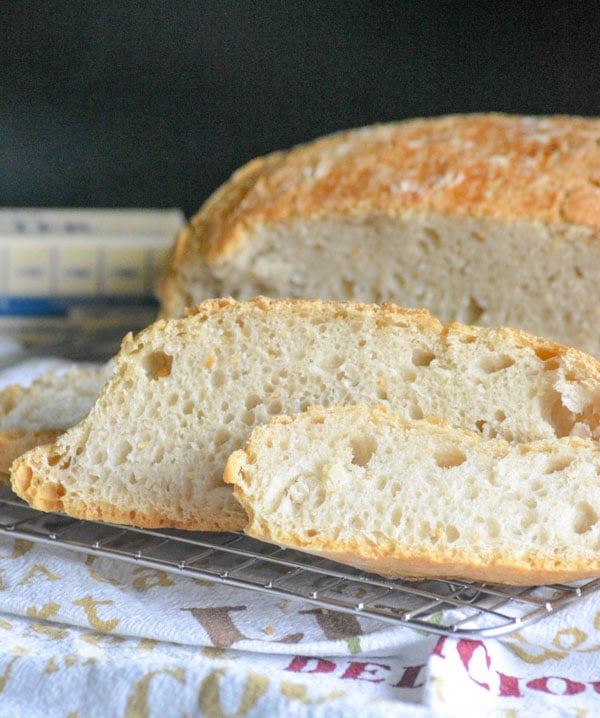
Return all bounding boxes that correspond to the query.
[0,362,112,480]
[158,113,600,357]
[225,404,600,585]
[10,297,600,530]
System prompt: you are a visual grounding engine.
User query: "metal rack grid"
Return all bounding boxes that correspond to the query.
[0,486,598,638]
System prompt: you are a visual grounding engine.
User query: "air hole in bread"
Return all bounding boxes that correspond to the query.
[477,353,515,374]
[573,501,599,534]
[47,453,64,467]
[544,455,574,473]
[313,487,326,509]
[410,406,424,420]
[142,351,173,380]
[268,400,283,415]
[464,296,485,324]
[549,395,577,437]
[321,354,344,370]
[423,226,441,248]
[211,369,226,388]
[434,448,467,468]
[391,506,402,526]
[467,486,480,500]
[375,475,388,490]
[376,386,388,401]
[214,427,231,447]
[350,435,377,467]
[535,346,561,362]
[111,439,132,465]
[411,347,435,367]
[91,449,108,465]
[487,518,500,538]
[459,333,478,344]
[245,394,261,410]
[446,525,460,542]
[402,368,417,382]
[543,359,561,371]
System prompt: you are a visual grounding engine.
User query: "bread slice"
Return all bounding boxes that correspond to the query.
[158,113,600,358]
[10,297,600,531]
[0,362,113,481]
[225,404,600,585]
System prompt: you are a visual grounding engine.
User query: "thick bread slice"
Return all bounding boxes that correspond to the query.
[225,405,600,585]
[10,297,600,531]
[0,363,112,480]
[159,113,600,358]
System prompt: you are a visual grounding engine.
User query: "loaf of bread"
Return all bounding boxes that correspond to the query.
[225,404,600,585]
[0,362,112,480]
[159,113,600,358]
[10,297,600,530]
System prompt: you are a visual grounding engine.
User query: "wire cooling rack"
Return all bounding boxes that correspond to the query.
[0,487,598,638]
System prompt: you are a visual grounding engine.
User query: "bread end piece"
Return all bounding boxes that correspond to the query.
[0,429,63,484]
[10,449,66,512]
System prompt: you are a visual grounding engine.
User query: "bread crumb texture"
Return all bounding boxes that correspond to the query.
[10,298,600,544]
[225,404,600,585]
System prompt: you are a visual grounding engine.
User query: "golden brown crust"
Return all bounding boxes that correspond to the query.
[245,528,600,585]
[160,114,600,310]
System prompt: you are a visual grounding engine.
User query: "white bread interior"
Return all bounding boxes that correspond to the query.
[10,297,600,532]
[225,404,600,585]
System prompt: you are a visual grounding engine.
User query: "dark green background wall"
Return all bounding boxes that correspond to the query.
[2,2,599,216]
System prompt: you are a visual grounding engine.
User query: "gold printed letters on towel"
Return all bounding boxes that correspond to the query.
[198,668,269,718]
[17,564,60,585]
[26,602,61,620]
[125,668,186,718]
[0,539,32,560]
[72,596,120,632]
[0,657,18,693]
[132,567,175,591]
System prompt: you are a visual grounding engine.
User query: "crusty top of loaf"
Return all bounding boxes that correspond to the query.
[172,113,600,263]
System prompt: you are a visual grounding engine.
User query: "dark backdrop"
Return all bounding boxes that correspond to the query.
[2,1,600,217]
